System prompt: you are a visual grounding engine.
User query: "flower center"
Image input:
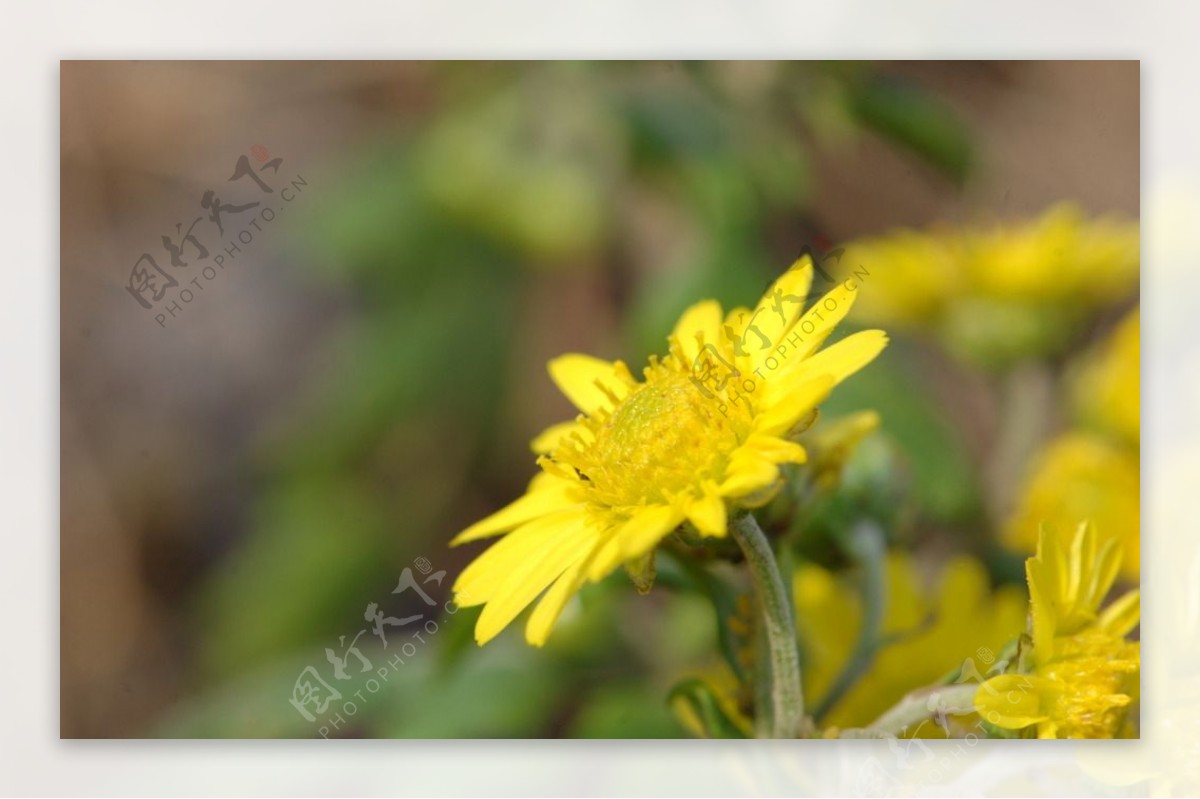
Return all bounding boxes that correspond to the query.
[1042,632,1138,738]
[560,371,743,508]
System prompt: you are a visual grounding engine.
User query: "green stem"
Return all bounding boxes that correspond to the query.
[812,519,887,722]
[752,611,774,738]
[730,512,804,738]
[860,683,978,737]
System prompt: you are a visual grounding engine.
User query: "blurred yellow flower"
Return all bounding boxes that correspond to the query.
[963,203,1138,305]
[805,410,881,491]
[1005,431,1140,580]
[976,523,1140,739]
[794,552,1026,731]
[838,204,1138,364]
[1072,307,1140,444]
[836,230,962,327]
[451,258,888,646]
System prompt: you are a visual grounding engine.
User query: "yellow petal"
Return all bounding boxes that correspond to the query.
[473,515,598,645]
[685,489,727,537]
[812,410,879,449]
[1098,590,1141,637]
[450,477,580,545]
[585,532,625,582]
[671,299,725,366]
[975,676,1051,729]
[453,509,586,604]
[1027,555,1057,657]
[1043,525,1069,592]
[547,354,628,415]
[1087,529,1123,607]
[724,306,751,329]
[743,434,808,465]
[1068,520,1093,604]
[615,504,685,560]
[530,420,587,454]
[745,258,815,371]
[783,279,862,362]
[721,306,753,371]
[753,375,835,437]
[718,450,780,498]
[766,330,888,407]
[524,559,589,647]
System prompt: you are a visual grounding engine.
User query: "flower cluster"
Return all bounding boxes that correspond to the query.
[450,204,1139,741]
[975,522,1140,738]
[838,203,1138,367]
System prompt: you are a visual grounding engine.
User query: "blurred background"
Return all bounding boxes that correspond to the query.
[60,61,1138,738]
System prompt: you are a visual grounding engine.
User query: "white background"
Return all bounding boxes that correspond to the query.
[3,1,1197,795]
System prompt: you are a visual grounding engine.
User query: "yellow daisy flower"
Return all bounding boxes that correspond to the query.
[976,522,1140,739]
[1004,432,1140,580]
[963,203,1139,306]
[838,204,1138,364]
[1072,307,1140,445]
[1024,520,1140,656]
[835,229,962,327]
[451,258,888,646]
[842,204,1138,322]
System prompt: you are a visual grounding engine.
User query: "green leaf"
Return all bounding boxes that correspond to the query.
[569,684,685,738]
[847,76,974,184]
[264,260,517,474]
[435,603,483,675]
[194,478,394,681]
[374,639,567,738]
[621,82,731,165]
[153,652,356,738]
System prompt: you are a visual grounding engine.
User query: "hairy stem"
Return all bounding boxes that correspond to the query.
[858,683,979,738]
[730,512,805,738]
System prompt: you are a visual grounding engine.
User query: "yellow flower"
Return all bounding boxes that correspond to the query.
[1025,521,1141,656]
[963,203,1138,306]
[839,204,1138,363]
[794,552,1026,732]
[978,635,1140,739]
[976,522,1140,739]
[837,230,962,327]
[452,258,888,646]
[1072,307,1140,444]
[805,410,882,491]
[1005,432,1140,580]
